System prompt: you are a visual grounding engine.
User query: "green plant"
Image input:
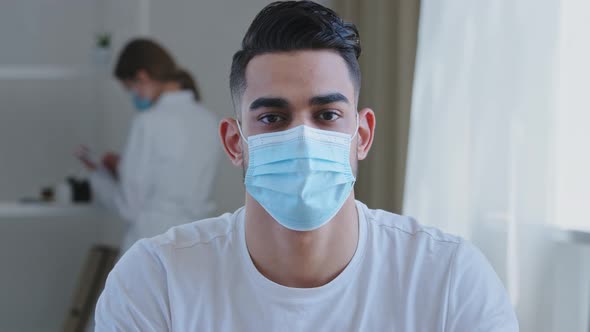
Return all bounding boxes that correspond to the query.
[96,33,111,49]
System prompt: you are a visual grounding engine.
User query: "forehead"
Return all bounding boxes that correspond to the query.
[242,50,355,108]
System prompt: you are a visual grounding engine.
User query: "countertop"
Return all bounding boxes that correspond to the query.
[0,202,103,218]
[553,226,590,245]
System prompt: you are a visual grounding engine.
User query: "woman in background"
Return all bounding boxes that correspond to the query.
[77,38,220,252]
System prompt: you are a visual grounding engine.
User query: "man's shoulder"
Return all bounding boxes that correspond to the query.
[146,208,242,251]
[95,210,243,330]
[359,202,507,301]
[110,209,242,284]
[359,201,461,247]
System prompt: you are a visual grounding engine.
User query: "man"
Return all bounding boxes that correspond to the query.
[95,1,519,331]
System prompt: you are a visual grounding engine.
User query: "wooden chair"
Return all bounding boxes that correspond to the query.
[63,245,119,332]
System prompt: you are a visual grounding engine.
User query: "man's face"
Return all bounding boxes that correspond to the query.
[239,50,360,174]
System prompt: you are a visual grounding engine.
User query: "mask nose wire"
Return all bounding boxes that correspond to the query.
[236,112,360,144]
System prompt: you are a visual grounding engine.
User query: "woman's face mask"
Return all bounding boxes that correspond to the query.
[131,91,153,111]
[124,75,156,111]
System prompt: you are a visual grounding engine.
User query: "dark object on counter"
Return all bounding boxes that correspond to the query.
[40,186,54,202]
[32,177,92,203]
[67,177,92,203]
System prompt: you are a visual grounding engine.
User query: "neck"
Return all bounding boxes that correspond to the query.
[154,81,182,100]
[244,194,359,288]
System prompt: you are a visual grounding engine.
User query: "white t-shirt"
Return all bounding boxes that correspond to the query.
[95,201,518,331]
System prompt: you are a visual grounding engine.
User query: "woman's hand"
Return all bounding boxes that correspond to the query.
[74,145,98,171]
[102,152,120,179]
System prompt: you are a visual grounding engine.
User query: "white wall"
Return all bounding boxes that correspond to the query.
[0,0,102,200]
[554,0,590,230]
[0,2,106,330]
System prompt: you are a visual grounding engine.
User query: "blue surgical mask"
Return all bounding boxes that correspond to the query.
[237,119,358,231]
[131,92,153,111]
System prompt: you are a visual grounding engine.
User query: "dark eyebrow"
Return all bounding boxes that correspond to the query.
[249,97,290,111]
[309,93,350,106]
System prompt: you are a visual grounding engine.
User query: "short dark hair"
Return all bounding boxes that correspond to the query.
[229,1,361,109]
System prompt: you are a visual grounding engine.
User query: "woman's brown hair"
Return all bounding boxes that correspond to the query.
[114,38,201,101]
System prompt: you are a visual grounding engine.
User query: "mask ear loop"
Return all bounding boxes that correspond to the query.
[235,119,249,146]
[350,112,360,142]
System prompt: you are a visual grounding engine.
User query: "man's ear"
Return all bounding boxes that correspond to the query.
[356,108,376,160]
[219,117,244,167]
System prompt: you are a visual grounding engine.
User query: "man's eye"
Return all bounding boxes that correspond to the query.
[259,114,285,124]
[318,111,341,121]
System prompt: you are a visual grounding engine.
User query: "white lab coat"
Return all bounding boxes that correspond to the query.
[90,90,220,252]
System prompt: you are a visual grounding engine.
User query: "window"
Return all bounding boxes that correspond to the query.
[553,0,590,229]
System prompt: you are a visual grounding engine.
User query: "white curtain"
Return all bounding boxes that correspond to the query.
[331,0,421,214]
[404,0,589,331]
